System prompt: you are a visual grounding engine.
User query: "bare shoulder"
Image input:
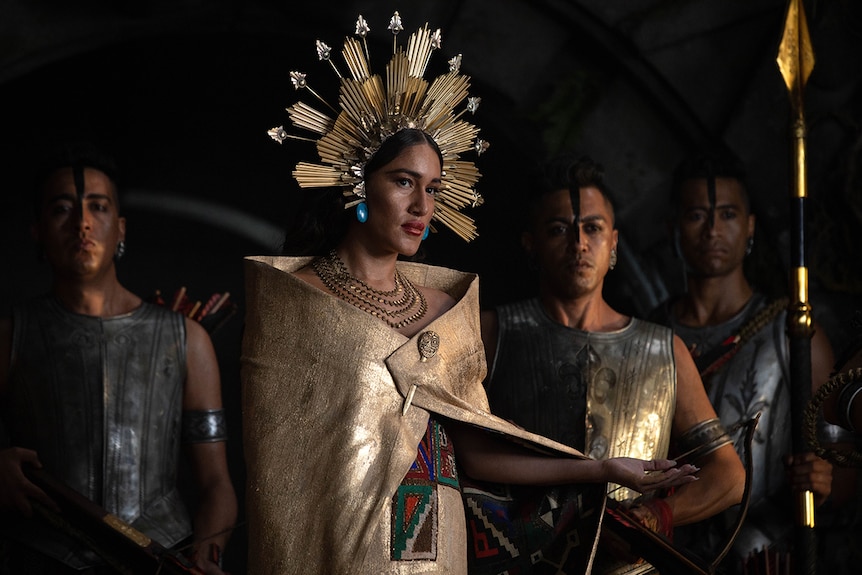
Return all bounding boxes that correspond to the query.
[480,309,499,371]
[182,317,222,409]
[480,309,498,337]
[184,316,211,346]
[671,333,700,391]
[671,333,719,431]
[184,317,218,370]
[671,332,693,359]
[810,318,836,391]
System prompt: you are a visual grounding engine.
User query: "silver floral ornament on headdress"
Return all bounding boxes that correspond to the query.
[268,12,488,241]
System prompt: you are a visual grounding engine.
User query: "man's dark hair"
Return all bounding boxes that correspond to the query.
[524,153,617,229]
[670,151,750,214]
[31,140,122,218]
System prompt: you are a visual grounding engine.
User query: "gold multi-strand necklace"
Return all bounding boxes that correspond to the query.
[312,250,427,329]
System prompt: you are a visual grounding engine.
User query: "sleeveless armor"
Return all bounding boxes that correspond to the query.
[669,294,788,513]
[3,296,192,569]
[487,298,677,502]
[660,293,798,567]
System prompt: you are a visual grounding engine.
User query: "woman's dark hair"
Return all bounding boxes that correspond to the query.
[365,129,442,178]
[280,128,443,255]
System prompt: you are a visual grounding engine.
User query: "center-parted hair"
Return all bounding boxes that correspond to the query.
[280,129,443,256]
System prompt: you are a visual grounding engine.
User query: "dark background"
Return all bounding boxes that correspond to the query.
[2,1,861,572]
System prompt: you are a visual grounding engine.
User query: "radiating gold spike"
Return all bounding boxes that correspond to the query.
[439,183,479,201]
[293,162,345,187]
[445,159,481,174]
[406,24,438,79]
[287,102,335,135]
[444,177,481,192]
[432,203,477,241]
[362,75,387,120]
[406,25,429,77]
[341,77,381,125]
[273,15,486,242]
[387,52,409,99]
[343,37,371,81]
[439,182,479,198]
[425,72,470,103]
[444,171,480,186]
[435,124,480,157]
[399,77,428,118]
[442,175,480,193]
[444,132,480,152]
[423,81,471,129]
[339,80,370,123]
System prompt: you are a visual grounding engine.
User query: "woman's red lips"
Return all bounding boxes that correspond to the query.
[402,222,425,236]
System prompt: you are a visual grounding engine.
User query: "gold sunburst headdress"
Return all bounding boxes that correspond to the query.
[268,12,489,241]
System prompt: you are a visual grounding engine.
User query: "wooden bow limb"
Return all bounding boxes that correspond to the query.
[24,466,206,575]
[603,414,760,575]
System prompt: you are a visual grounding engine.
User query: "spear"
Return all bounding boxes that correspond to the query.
[776,0,817,573]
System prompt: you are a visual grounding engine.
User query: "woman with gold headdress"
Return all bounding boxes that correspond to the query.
[241,15,698,575]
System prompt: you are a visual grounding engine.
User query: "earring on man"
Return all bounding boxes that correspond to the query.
[609,248,617,270]
[745,236,754,256]
[356,202,368,223]
[115,240,126,260]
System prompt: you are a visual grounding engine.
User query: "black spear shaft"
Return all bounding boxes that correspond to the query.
[777,0,817,573]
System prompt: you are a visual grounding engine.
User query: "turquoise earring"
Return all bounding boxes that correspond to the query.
[356,202,368,223]
[421,226,429,240]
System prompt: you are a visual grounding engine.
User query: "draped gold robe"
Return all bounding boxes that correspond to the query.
[241,256,604,574]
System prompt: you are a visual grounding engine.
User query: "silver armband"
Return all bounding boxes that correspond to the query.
[836,380,862,433]
[676,418,732,462]
[817,415,857,444]
[182,409,228,443]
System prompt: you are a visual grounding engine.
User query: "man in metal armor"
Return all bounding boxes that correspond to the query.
[0,142,237,574]
[481,154,746,574]
[649,151,846,574]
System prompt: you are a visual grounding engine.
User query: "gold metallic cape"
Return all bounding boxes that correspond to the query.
[241,256,603,575]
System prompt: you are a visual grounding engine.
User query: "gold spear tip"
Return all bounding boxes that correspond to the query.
[777,0,815,93]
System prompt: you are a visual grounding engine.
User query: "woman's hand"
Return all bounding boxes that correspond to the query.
[601,457,699,494]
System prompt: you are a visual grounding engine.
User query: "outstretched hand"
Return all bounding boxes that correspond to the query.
[0,447,57,517]
[602,457,699,494]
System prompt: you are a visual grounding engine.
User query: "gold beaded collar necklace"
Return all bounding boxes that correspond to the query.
[312,250,427,329]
